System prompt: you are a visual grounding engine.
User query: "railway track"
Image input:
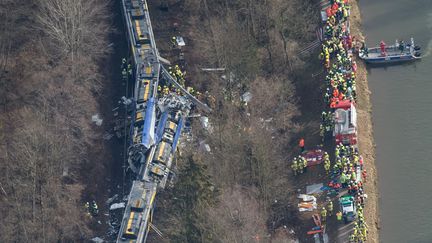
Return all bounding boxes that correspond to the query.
[116,1,208,242]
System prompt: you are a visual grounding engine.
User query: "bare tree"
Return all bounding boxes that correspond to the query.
[37,0,112,61]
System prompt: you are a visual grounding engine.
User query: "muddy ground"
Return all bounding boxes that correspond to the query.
[81,0,132,238]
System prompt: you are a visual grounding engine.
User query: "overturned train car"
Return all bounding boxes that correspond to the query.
[117,0,191,242]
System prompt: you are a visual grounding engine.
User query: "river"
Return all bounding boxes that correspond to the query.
[359,0,432,242]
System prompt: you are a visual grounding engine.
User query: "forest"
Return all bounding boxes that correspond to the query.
[0,0,323,242]
[0,0,115,241]
[147,0,322,242]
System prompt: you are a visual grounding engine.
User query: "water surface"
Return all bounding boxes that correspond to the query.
[359,1,432,242]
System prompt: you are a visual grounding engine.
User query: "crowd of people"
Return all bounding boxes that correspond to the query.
[291,155,308,176]
[85,200,99,217]
[320,111,334,144]
[319,1,369,242]
[320,0,359,112]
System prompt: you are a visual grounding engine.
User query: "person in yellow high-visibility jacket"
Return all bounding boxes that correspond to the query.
[291,159,298,176]
[321,207,327,222]
[171,36,176,47]
[327,201,333,216]
[336,211,342,221]
[324,160,331,174]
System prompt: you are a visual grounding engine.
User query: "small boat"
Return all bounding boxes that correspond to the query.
[358,38,421,64]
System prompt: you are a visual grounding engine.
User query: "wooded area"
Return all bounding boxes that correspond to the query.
[149,0,321,242]
[0,0,113,241]
[0,0,323,241]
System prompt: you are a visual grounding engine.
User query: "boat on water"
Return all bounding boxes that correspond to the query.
[358,38,421,64]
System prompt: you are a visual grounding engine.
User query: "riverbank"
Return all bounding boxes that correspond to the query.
[349,1,379,242]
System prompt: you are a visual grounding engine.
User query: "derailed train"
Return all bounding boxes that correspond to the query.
[117,0,191,242]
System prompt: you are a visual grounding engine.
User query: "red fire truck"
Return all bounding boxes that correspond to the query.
[333,100,357,145]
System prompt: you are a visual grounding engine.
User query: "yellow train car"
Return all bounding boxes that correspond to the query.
[154,141,172,164]
[137,79,151,103]
[134,19,150,45]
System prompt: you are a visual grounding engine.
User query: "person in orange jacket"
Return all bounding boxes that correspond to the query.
[299,138,305,153]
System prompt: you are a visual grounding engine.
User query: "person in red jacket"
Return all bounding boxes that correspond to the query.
[380,40,386,56]
[326,7,332,18]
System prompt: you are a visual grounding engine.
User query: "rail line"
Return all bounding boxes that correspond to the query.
[116,0,207,242]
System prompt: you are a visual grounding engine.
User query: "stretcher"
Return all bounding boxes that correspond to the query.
[302,149,324,166]
[307,229,323,235]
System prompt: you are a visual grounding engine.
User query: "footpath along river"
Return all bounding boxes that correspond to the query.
[359,0,432,242]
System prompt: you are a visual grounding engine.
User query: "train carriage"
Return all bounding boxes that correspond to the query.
[117,0,192,242]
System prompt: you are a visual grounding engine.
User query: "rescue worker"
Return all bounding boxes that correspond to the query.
[380,40,386,56]
[161,85,168,95]
[327,201,333,216]
[351,170,356,182]
[127,64,132,75]
[319,124,325,142]
[188,87,195,95]
[335,146,340,158]
[171,36,177,47]
[361,227,368,241]
[90,200,98,216]
[324,91,330,104]
[291,158,298,176]
[352,225,359,240]
[321,111,327,122]
[333,163,340,174]
[324,151,330,161]
[324,159,331,174]
[349,233,355,242]
[321,207,327,222]
[85,202,91,216]
[399,40,405,53]
[301,156,307,173]
[299,138,305,153]
[121,58,127,69]
[340,172,348,187]
[362,169,367,182]
[122,69,128,80]
[336,211,343,221]
[336,159,342,172]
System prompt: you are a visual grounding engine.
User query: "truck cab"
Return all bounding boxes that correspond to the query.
[333,99,357,145]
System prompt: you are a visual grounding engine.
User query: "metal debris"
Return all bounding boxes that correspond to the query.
[92,114,103,126]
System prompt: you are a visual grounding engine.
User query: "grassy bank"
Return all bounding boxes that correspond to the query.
[350,1,380,242]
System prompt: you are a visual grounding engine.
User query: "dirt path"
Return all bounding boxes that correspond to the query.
[347,1,380,242]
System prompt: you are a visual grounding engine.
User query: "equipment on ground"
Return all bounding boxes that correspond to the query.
[302,149,324,167]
